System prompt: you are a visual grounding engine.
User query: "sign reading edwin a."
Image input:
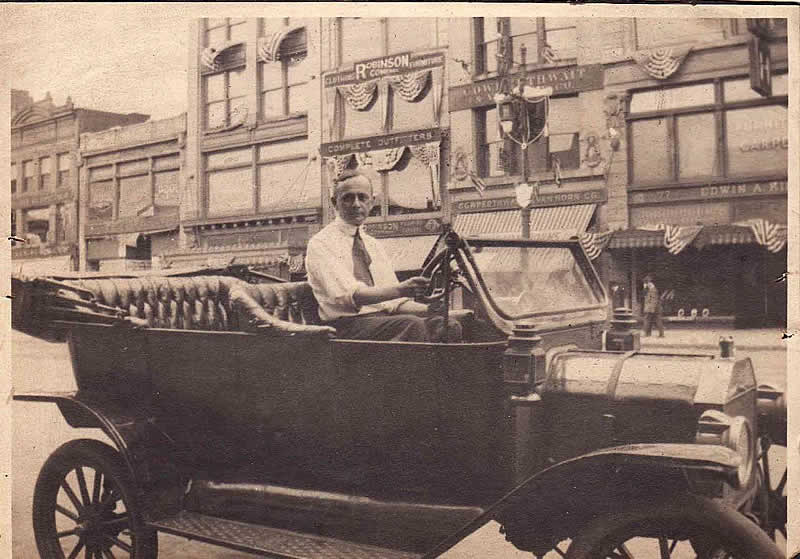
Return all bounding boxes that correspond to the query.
[449,64,604,112]
[629,180,788,205]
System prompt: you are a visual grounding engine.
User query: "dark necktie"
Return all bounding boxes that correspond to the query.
[352,228,374,286]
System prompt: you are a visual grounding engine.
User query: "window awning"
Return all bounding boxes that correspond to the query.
[608,225,760,250]
[377,235,440,272]
[453,204,596,239]
[607,229,665,249]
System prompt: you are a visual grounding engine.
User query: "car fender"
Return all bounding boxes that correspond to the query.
[424,443,742,558]
[13,390,178,491]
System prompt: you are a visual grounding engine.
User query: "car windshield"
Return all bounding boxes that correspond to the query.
[468,244,602,317]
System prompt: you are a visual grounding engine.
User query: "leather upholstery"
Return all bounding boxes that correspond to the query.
[66,276,324,332]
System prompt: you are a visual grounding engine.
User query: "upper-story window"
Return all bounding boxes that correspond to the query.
[474,17,577,75]
[10,162,16,194]
[205,17,248,47]
[476,95,580,179]
[628,74,788,185]
[24,207,50,245]
[260,20,309,120]
[39,156,51,191]
[203,43,247,129]
[57,153,70,188]
[337,17,436,68]
[23,160,35,192]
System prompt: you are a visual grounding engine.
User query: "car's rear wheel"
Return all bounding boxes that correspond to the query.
[33,439,158,559]
[565,493,784,559]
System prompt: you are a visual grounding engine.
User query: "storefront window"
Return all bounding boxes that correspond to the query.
[628,76,788,185]
[726,105,787,177]
[24,207,50,244]
[677,112,716,179]
[385,152,437,214]
[635,18,726,49]
[208,167,253,216]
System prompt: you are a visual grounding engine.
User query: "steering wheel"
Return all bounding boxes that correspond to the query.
[416,249,451,305]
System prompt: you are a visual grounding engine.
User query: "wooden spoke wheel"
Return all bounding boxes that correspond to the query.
[33,439,157,559]
[565,494,784,559]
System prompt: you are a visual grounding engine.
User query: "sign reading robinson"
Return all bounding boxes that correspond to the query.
[324,52,445,87]
[449,64,604,112]
[321,128,441,157]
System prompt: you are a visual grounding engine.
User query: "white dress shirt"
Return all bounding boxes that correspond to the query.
[305,217,409,322]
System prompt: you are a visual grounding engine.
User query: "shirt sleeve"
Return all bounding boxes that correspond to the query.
[305,236,363,313]
[365,237,409,314]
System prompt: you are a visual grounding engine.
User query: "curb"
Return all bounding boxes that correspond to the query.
[641,343,787,352]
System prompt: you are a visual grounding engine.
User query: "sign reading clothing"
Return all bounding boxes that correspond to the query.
[629,180,788,205]
[364,218,442,238]
[321,128,441,157]
[324,52,445,87]
[449,64,604,112]
[453,189,607,213]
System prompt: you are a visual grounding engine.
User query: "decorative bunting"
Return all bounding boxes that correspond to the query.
[431,66,444,124]
[200,47,220,72]
[379,80,391,132]
[257,26,304,63]
[579,230,612,260]
[337,80,379,110]
[410,142,442,205]
[736,219,788,253]
[468,172,486,197]
[355,147,407,172]
[388,70,431,102]
[632,46,692,80]
[324,87,338,141]
[662,225,703,255]
[324,154,354,183]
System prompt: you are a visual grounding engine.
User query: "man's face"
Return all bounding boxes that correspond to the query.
[333,176,373,226]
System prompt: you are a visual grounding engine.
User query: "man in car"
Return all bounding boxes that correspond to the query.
[306,169,459,342]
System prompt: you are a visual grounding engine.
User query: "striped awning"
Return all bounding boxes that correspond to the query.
[609,225,761,250]
[607,229,665,249]
[453,204,596,239]
[377,235,440,272]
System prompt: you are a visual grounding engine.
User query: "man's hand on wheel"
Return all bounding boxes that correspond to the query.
[397,276,430,299]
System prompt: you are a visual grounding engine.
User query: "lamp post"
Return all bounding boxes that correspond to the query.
[493,39,552,238]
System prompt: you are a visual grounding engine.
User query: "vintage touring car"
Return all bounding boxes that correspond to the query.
[12,231,787,558]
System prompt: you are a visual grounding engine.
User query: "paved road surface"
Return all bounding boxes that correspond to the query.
[11,330,786,558]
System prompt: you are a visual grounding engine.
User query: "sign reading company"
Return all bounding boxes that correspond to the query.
[449,64,604,112]
[320,127,441,157]
[629,180,788,205]
[364,218,442,238]
[454,188,607,213]
[324,51,445,87]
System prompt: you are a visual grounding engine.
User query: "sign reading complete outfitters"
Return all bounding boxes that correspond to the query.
[324,52,445,87]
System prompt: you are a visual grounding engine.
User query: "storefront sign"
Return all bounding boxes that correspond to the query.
[631,202,732,228]
[629,180,787,205]
[324,51,445,87]
[453,188,608,213]
[449,64,604,112]
[364,218,442,238]
[321,127,441,156]
[13,188,74,209]
[12,242,75,259]
[85,214,178,238]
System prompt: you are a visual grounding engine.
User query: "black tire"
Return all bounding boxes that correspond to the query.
[565,493,784,559]
[33,439,158,559]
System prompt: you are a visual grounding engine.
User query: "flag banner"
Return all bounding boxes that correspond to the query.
[632,46,692,80]
[736,219,788,253]
[579,230,612,260]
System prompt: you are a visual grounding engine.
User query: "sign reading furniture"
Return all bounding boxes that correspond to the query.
[449,64,604,112]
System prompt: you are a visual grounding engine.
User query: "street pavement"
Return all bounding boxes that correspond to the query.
[10,328,787,558]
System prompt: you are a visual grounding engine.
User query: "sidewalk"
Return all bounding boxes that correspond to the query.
[638,327,788,352]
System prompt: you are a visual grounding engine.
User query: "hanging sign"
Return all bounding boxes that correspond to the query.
[324,51,445,87]
[449,64,603,112]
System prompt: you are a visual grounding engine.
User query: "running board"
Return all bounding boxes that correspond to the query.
[148,511,422,559]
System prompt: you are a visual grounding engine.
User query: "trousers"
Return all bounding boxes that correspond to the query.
[328,312,462,342]
[642,312,665,337]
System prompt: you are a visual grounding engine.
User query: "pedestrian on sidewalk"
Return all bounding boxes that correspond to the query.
[642,274,665,337]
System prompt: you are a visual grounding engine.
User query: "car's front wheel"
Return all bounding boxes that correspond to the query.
[565,493,784,559]
[33,439,158,559]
